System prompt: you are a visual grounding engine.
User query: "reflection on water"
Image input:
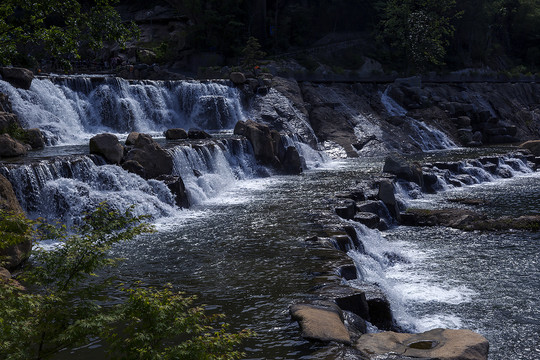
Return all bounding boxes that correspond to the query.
[39,152,539,360]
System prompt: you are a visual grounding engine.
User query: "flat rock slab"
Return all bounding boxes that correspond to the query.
[290,304,351,344]
[355,328,488,360]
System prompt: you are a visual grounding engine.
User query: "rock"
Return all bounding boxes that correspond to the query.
[356,200,392,223]
[520,140,540,156]
[339,265,358,280]
[125,131,141,145]
[25,128,45,149]
[290,303,351,344]
[164,128,188,140]
[155,175,189,208]
[0,174,31,270]
[0,134,27,157]
[353,212,380,229]
[355,328,489,360]
[0,112,19,133]
[383,155,423,187]
[229,72,246,85]
[281,146,303,174]
[122,159,147,178]
[336,189,366,202]
[124,133,173,179]
[334,291,370,321]
[234,120,279,165]
[0,67,34,90]
[335,200,356,220]
[343,311,368,336]
[187,128,212,139]
[89,133,124,164]
[378,179,399,220]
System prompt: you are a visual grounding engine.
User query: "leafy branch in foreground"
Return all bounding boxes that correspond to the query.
[0,203,252,360]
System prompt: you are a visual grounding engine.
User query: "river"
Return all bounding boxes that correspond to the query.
[1,76,539,359]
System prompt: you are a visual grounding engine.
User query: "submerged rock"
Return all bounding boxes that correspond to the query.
[355,328,489,360]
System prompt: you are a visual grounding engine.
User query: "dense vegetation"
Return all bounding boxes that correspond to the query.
[0,204,252,359]
[0,0,538,73]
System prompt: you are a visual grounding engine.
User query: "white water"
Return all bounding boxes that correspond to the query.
[0,157,177,225]
[0,77,246,145]
[347,223,475,332]
[380,88,457,151]
[169,138,267,205]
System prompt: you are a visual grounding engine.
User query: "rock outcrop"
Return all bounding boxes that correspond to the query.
[0,67,34,90]
[164,128,188,140]
[355,328,489,360]
[123,133,173,179]
[0,134,27,158]
[290,303,351,344]
[89,133,124,164]
[234,119,303,174]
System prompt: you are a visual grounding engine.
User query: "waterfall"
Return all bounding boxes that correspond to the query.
[380,88,457,151]
[281,134,330,169]
[169,138,267,205]
[0,156,177,225]
[0,77,246,145]
[346,223,476,332]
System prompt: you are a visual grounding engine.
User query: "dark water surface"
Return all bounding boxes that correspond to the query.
[55,153,539,360]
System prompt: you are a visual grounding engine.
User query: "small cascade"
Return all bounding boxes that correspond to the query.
[281,134,330,169]
[380,89,457,151]
[0,156,177,224]
[169,138,266,205]
[346,223,475,332]
[0,77,246,145]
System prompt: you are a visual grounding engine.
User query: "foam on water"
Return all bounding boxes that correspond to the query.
[0,77,246,145]
[347,223,476,332]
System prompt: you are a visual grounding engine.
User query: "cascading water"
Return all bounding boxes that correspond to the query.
[169,138,268,205]
[0,77,246,145]
[380,88,457,151]
[0,156,177,224]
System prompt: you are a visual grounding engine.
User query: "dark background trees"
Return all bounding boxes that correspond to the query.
[1,0,538,73]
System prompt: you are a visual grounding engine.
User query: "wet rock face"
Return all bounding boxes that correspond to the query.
[124,133,173,179]
[0,67,34,90]
[0,134,27,158]
[355,328,489,360]
[89,133,124,164]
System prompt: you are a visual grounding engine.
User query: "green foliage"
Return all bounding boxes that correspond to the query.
[0,0,139,69]
[0,210,33,267]
[0,203,251,359]
[241,37,266,69]
[380,0,461,72]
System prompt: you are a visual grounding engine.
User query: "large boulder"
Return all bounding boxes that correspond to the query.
[290,303,351,344]
[0,174,31,270]
[164,128,188,140]
[355,328,489,360]
[378,179,400,220]
[0,67,34,90]
[234,120,279,164]
[0,134,27,157]
[124,133,173,179]
[281,146,303,174]
[229,72,246,85]
[89,133,124,164]
[25,128,45,149]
